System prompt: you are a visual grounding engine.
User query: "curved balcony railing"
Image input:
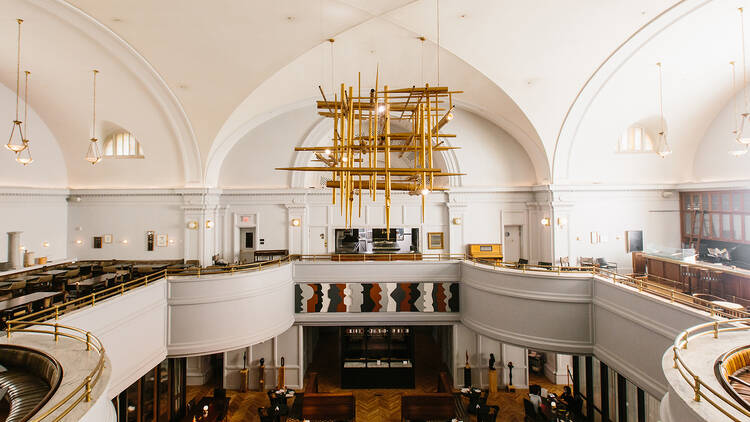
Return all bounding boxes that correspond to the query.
[6,322,105,422]
[671,319,750,422]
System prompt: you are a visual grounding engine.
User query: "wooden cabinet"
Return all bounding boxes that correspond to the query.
[680,190,750,246]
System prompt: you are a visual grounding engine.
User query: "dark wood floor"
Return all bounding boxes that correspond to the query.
[187,329,567,421]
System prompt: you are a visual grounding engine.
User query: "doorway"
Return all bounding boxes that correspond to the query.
[239,227,256,263]
[504,225,522,262]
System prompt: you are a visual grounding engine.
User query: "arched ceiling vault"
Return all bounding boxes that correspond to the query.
[3,0,744,187]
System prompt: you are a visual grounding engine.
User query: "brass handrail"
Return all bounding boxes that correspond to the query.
[670,318,750,422]
[5,322,105,422]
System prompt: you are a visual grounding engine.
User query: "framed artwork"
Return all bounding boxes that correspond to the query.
[626,230,644,253]
[146,231,155,251]
[103,234,113,244]
[156,234,168,247]
[93,236,102,249]
[427,232,444,250]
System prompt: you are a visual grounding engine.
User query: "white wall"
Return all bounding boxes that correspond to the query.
[223,324,303,390]
[692,88,750,182]
[453,323,529,389]
[167,264,294,356]
[0,188,68,265]
[56,279,168,398]
[67,190,186,260]
[552,187,680,272]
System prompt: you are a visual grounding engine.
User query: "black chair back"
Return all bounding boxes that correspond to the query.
[523,398,537,420]
[477,404,499,422]
[518,258,529,265]
[258,407,280,422]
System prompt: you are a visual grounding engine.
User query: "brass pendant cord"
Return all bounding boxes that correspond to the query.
[741,8,748,114]
[14,19,22,122]
[436,0,440,85]
[732,61,737,133]
[23,71,29,138]
[657,62,664,135]
[92,70,98,139]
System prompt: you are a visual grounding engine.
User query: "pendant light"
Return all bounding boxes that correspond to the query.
[85,69,102,165]
[6,19,26,154]
[735,8,750,145]
[655,62,672,158]
[729,61,748,157]
[15,71,32,165]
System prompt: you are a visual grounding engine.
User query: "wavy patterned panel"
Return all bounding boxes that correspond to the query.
[294,282,459,313]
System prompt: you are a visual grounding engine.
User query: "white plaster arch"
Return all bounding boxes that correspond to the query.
[25,0,202,186]
[552,0,710,183]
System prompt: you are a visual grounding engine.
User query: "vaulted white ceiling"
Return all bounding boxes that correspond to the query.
[0,0,747,187]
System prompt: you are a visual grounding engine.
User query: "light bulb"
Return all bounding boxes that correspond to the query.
[342,156,348,163]
[378,104,386,114]
[15,141,32,165]
[6,121,26,152]
[420,188,429,196]
[324,149,331,155]
[446,112,454,121]
[85,138,102,164]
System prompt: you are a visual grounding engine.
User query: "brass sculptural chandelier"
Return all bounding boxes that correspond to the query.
[278,77,463,234]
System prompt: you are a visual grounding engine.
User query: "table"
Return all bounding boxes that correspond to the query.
[73,273,117,292]
[38,269,67,278]
[541,394,572,422]
[134,264,168,273]
[460,387,484,414]
[0,291,63,327]
[183,396,230,422]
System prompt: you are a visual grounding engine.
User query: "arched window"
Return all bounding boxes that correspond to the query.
[103,132,144,158]
[617,127,654,153]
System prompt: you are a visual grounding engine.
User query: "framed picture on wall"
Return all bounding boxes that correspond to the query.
[625,230,644,253]
[427,232,444,250]
[93,236,102,249]
[156,234,168,247]
[146,231,155,251]
[103,234,113,244]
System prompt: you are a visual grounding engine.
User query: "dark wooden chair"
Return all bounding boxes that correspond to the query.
[301,392,355,421]
[477,404,499,422]
[523,398,541,422]
[266,390,289,416]
[258,407,280,422]
[401,392,455,421]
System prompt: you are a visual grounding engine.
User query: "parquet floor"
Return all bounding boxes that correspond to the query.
[186,329,566,422]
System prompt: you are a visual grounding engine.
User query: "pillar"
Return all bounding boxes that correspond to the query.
[7,231,22,270]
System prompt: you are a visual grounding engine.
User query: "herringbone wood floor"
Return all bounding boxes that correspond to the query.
[186,329,565,422]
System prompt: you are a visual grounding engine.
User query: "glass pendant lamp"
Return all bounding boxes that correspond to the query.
[729,62,748,157]
[735,8,750,145]
[6,19,26,154]
[85,69,102,165]
[15,71,32,165]
[655,62,672,158]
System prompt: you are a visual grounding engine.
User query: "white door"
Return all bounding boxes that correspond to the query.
[504,225,521,263]
[239,227,255,263]
[309,227,328,255]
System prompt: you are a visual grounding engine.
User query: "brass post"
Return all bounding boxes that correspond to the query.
[92,293,96,307]
[673,347,678,369]
[86,332,91,351]
[121,284,125,295]
[85,376,92,402]
[670,291,674,303]
[145,275,149,286]
[693,375,701,401]
[683,333,688,349]
[713,321,719,338]
[6,322,10,338]
[55,306,59,320]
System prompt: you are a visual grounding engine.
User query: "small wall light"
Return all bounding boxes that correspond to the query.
[187,221,198,230]
[121,239,129,244]
[169,239,175,245]
[42,241,49,248]
[540,217,551,227]
[556,217,568,228]
[452,217,462,225]
[205,220,214,229]
[19,245,25,251]
[75,240,83,245]
[291,218,301,227]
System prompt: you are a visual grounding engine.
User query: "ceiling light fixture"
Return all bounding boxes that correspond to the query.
[729,61,748,157]
[85,70,102,165]
[6,19,26,154]
[736,8,750,145]
[15,71,32,165]
[654,62,672,158]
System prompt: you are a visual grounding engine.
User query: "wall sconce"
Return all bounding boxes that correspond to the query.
[291,218,301,227]
[169,239,175,245]
[75,240,83,245]
[452,217,462,225]
[205,220,214,229]
[121,239,129,244]
[19,245,25,251]
[42,241,49,248]
[187,221,198,230]
[556,217,568,228]
[540,217,551,227]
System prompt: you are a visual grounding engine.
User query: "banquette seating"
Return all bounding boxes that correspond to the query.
[300,372,356,421]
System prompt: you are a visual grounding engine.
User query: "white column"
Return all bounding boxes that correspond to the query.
[7,231,22,270]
